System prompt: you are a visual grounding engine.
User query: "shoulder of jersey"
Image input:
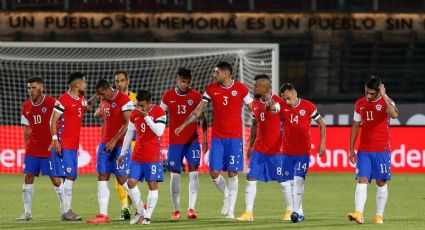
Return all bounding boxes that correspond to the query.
[272,95,283,102]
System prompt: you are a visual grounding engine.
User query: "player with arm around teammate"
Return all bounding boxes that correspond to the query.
[16,77,64,221]
[347,75,398,225]
[118,90,167,225]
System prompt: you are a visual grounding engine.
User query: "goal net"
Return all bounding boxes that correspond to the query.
[0,42,279,174]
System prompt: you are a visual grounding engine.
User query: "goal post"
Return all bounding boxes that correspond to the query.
[0,42,279,174]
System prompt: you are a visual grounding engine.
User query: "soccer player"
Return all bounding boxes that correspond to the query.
[347,76,398,224]
[160,68,208,220]
[119,90,167,225]
[50,72,87,221]
[113,70,136,220]
[16,77,64,221]
[267,82,326,223]
[236,74,293,222]
[175,62,253,219]
[86,79,134,223]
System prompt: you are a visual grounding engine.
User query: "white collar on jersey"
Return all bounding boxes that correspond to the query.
[174,87,190,96]
[219,80,234,89]
[31,94,46,106]
[66,91,80,100]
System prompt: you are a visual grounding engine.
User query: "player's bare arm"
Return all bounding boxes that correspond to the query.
[175,100,208,136]
[265,99,278,112]
[105,110,131,152]
[200,112,209,153]
[247,118,257,159]
[24,125,29,146]
[86,93,99,110]
[379,84,399,119]
[349,121,361,164]
[50,110,62,155]
[316,117,326,156]
[118,127,135,166]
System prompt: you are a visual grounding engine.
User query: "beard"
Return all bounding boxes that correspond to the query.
[254,93,261,99]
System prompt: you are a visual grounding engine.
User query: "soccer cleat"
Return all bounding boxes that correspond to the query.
[236,212,254,221]
[142,218,151,225]
[290,212,304,223]
[347,211,364,224]
[225,214,235,220]
[186,209,198,219]
[221,195,229,216]
[62,209,82,221]
[373,215,384,224]
[86,214,110,223]
[282,210,292,221]
[119,207,131,220]
[172,210,181,220]
[16,213,32,221]
[130,212,144,225]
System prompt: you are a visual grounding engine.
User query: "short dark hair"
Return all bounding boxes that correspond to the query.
[279,82,295,94]
[115,70,128,80]
[254,74,270,82]
[177,67,192,80]
[95,79,111,90]
[365,75,381,91]
[216,61,233,74]
[27,76,44,84]
[67,72,85,84]
[136,89,152,102]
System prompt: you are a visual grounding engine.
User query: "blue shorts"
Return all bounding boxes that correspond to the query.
[209,138,243,172]
[281,154,310,181]
[23,155,52,176]
[50,149,78,178]
[247,151,285,182]
[96,143,130,176]
[128,161,164,182]
[166,142,201,173]
[356,151,391,182]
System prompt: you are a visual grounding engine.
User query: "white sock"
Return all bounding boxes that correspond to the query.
[212,175,229,196]
[22,184,33,214]
[98,181,110,215]
[245,180,257,213]
[355,183,368,213]
[228,175,239,217]
[123,182,145,215]
[63,179,74,213]
[279,181,293,211]
[188,171,199,210]
[145,190,158,219]
[293,176,304,214]
[54,183,64,214]
[170,173,181,211]
[376,184,388,216]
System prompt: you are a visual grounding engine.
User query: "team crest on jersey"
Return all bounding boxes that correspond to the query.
[299,109,306,116]
[42,107,48,113]
[111,102,117,108]
[187,100,193,106]
[231,90,238,96]
[376,104,382,111]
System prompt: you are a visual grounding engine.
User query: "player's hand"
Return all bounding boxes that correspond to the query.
[118,155,124,166]
[106,139,117,152]
[202,141,209,154]
[247,148,253,159]
[265,99,276,111]
[349,150,356,164]
[379,83,386,96]
[50,140,61,156]
[137,107,149,118]
[318,144,326,157]
[174,124,186,136]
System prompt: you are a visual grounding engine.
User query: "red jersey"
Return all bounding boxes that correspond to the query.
[354,96,394,152]
[130,105,166,163]
[203,80,252,138]
[251,95,283,155]
[54,92,87,151]
[279,99,319,156]
[100,91,133,145]
[161,88,202,144]
[21,95,56,158]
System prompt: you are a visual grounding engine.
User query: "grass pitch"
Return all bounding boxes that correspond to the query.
[1,173,424,229]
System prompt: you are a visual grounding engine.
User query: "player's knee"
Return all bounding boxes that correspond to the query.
[228,171,238,178]
[147,181,158,190]
[209,171,220,179]
[376,180,387,187]
[98,173,110,181]
[358,177,368,184]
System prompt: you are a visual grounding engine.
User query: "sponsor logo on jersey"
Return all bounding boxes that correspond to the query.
[231,90,238,96]
[42,107,48,113]
[188,99,193,106]
[170,100,176,103]
[299,109,306,116]
[376,104,382,111]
